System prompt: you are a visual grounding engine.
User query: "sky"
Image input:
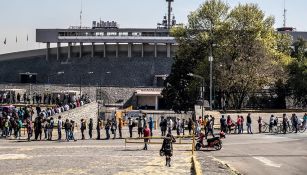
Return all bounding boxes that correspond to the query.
[0,0,306,54]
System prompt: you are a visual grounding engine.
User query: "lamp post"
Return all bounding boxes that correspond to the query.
[47,71,64,84]
[187,73,205,119]
[80,72,94,97]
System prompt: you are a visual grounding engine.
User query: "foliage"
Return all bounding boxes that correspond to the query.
[162,0,292,111]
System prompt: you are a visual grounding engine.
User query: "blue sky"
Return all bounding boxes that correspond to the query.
[0,0,306,54]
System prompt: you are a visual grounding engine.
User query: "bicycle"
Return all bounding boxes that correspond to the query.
[261,122,269,133]
[298,122,306,133]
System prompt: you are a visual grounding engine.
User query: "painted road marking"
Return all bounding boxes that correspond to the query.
[253,156,281,168]
[0,154,31,160]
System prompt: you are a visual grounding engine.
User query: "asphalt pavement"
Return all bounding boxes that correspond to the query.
[197,132,307,175]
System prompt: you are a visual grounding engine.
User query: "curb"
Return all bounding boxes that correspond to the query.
[192,155,203,175]
[210,156,241,175]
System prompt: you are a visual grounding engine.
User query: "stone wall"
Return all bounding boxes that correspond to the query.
[52,102,98,126]
[0,84,162,107]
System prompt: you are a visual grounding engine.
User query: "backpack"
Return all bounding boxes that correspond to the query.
[164,139,172,152]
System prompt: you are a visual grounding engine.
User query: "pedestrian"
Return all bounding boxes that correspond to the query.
[34,116,42,141]
[282,114,288,134]
[80,119,86,140]
[227,115,233,134]
[167,118,173,134]
[16,118,22,139]
[176,118,181,136]
[246,113,253,134]
[258,116,263,133]
[118,118,123,139]
[105,119,111,140]
[88,118,93,139]
[64,119,71,141]
[148,116,154,137]
[96,118,102,140]
[240,116,244,133]
[181,119,185,135]
[47,117,54,140]
[58,116,63,141]
[71,120,77,141]
[128,117,133,138]
[111,117,117,139]
[138,115,144,138]
[143,124,151,150]
[236,115,242,134]
[269,115,274,133]
[26,118,33,141]
[43,119,48,140]
[292,114,298,133]
[220,115,227,133]
[188,118,193,135]
[205,117,215,139]
[304,113,307,129]
[160,133,176,167]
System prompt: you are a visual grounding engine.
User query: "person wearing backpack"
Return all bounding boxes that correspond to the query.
[160,133,176,167]
[16,118,23,140]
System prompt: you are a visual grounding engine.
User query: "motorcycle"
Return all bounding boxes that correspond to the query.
[195,132,222,151]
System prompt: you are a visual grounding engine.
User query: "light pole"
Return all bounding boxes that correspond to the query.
[79,72,94,97]
[47,71,64,84]
[188,73,205,119]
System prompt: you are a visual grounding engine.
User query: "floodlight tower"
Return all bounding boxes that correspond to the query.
[166,0,174,29]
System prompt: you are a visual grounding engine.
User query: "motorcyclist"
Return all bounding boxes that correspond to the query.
[160,133,176,167]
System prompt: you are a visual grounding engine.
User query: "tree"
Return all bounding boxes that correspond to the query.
[162,0,292,111]
[288,38,307,107]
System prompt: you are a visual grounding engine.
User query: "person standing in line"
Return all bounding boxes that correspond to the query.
[246,113,253,134]
[236,116,242,134]
[181,119,185,135]
[282,114,288,134]
[240,116,244,134]
[167,118,173,135]
[227,115,233,134]
[58,116,63,141]
[303,113,307,129]
[176,118,181,136]
[96,118,102,140]
[26,118,33,141]
[188,118,193,135]
[138,115,144,138]
[88,118,93,139]
[293,114,298,133]
[220,115,227,133]
[258,116,263,133]
[16,118,22,140]
[143,124,151,150]
[48,117,54,140]
[148,116,154,137]
[105,119,111,140]
[80,119,86,140]
[128,117,133,138]
[160,116,165,136]
[111,117,117,139]
[269,115,275,133]
[64,119,71,141]
[118,118,123,139]
[71,120,77,141]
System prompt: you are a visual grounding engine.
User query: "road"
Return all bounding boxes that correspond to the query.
[197,132,307,175]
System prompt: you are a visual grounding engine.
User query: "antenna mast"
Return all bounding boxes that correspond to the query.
[166,0,174,29]
[283,0,287,27]
[80,0,83,28]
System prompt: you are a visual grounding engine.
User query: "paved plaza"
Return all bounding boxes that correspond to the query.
[1,127,307,174]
